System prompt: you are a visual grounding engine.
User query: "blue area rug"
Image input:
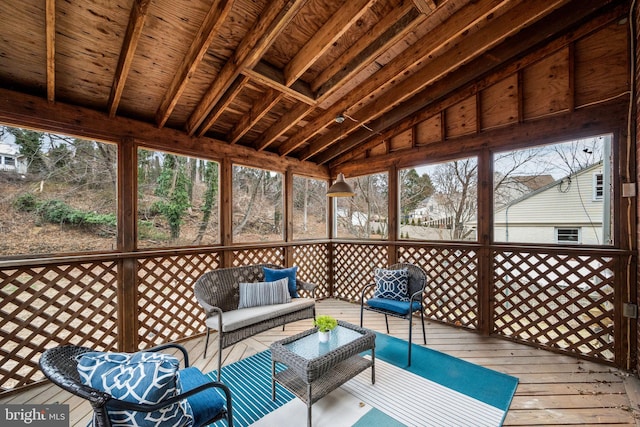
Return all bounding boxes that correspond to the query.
[209,332,518,427]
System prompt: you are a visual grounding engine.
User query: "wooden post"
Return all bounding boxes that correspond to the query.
[117,137,138,352]
[285,167,294,266]
[477,147,493,336]
[221,158,233,267]
[388,164,398,265]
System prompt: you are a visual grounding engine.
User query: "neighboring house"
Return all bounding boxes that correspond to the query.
[494,162,608,245]
[0,142,26,174]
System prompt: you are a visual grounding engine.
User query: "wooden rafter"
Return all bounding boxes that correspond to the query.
[155,0,233,128]
[186,0,308,136]
[412,0,437,14]
[325,0,623,167]
[312,3,421,96]
[283,0,375,86]
[45,0,55,103]
[243,61,316,105]
[197,75,250,138]
[107,0,152,118]
[228,88,284,144]
[252,102,310,151]
[277,0,503,157]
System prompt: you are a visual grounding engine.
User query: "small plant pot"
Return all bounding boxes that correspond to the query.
[318,330,330,343]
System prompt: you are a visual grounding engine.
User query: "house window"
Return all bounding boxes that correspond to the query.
[556,227,581,244]
[593,173,603,201]
[4,156,15,166]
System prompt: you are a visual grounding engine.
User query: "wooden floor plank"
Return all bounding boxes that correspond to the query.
[1,298,638,426]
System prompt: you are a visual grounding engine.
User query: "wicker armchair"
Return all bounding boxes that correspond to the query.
[39,343,233,427]
[360,263,427,366]
[194,263,316,380]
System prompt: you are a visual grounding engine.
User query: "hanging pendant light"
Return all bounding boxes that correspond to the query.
[327,173,355,197]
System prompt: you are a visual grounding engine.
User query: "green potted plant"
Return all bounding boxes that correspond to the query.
[314,315,338,342]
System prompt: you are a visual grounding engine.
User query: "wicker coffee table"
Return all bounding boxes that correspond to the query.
[270,320,375,427]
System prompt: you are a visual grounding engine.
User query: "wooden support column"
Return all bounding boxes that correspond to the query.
[477,147,493,336]
[221,158,233,267]
[285,167,294,266]
[117,137,138,352]
[388,164,398,264]
[634,1,640,374]
[328,178,335,296]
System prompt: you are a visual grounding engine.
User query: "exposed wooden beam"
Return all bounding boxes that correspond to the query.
[197,75,250,138]
[299,0,573,161]
[243,61,316,105]
[155,0,233,128]
[252,102,310,151]
[413,0,437,14]
[336,99,628,176]
[312,4,421,97]
[277,0,507,157]
[107,0,152,118]
[45,0,55,103]
[0,87,328,178]
[228,88,284,144]
[325,0,624,167]
[283,0,375,86]
[186,0,308,136]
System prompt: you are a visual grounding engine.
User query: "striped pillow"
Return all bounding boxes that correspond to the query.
[238,278,291,309]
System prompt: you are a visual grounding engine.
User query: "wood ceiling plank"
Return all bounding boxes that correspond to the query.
[228,88,284,144]
[45,0,55,103]
[325,0,623,167]
[186,0,308,136]
[277,0,503,157]
[107,0,152,118]
[154,0,233,127]
[283,0,376,87]
[312,4,421,97]
[299,0,572,161]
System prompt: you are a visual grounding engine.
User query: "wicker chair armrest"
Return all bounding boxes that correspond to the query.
[360,282,376,301]
[107,380,232,413]
[409,288,424,303]
[145,343,190,368]
[298,280,317,298]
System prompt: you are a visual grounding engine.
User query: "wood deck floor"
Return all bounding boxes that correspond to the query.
[3,298,640,426]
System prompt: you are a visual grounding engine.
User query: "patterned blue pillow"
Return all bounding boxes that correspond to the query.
[77,351,192,427]
[373,268,409,302]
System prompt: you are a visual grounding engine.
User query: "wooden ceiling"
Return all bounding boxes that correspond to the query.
[0,0,626,169]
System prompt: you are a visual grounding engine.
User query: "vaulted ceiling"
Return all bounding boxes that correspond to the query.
[0,0,626,169]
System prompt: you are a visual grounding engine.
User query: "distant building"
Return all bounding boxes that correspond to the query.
[494,162,608,245]
[0,142,26,174]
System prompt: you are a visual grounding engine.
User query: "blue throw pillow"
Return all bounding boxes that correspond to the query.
[373,268,409,302]
[77,351,192,427]
[264,266,298,298]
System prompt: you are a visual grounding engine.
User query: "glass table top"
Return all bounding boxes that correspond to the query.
[283,325,363,360]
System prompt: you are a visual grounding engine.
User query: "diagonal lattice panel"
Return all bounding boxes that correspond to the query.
[493,250,615,362]
[232,247,284,267]
[399,245,479,329]
[333,243,388,301]
[137,252,219,348]
[0,262,117,392]
[293,243,329,298]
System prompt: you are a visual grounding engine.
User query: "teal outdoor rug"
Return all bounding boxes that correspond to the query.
[209,332,518,427]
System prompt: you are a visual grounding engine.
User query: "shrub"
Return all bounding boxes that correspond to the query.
[13,193,38,212]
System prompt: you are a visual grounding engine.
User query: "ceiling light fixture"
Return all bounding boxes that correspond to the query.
[327,173,355,197]
[335,114,345,124]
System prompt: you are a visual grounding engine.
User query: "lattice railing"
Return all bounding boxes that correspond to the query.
[0,261,118,393]
[493,250,616,362]
[399,245,479,329]
[293,243,330,298]
[232,247,284,266]
[137,252,220,348]
[333,243,389,301]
